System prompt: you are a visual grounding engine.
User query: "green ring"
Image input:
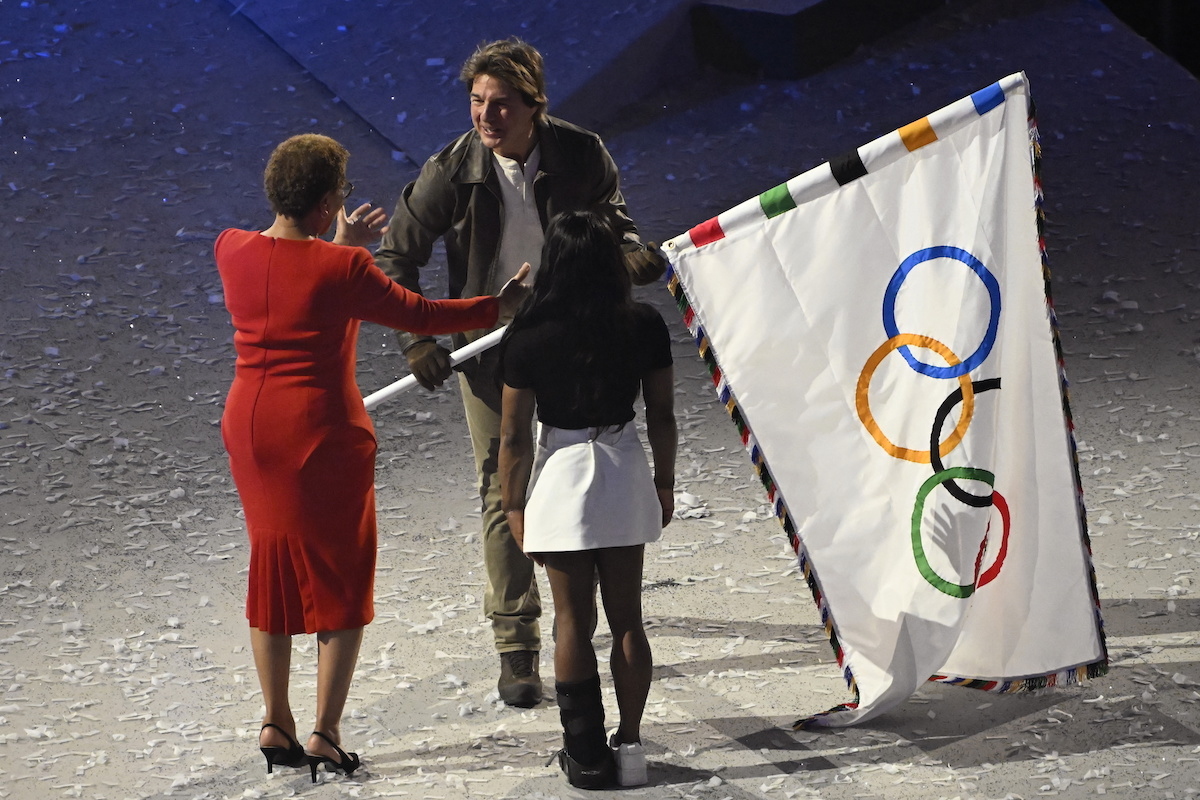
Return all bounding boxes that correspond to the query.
[912,467,995,598]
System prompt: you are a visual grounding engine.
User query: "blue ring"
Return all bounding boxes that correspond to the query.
[883,246,1001,379]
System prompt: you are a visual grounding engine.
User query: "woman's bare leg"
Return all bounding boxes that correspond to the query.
[250,627,297,747]
[306,627,363,757]
[541,551,600,682]
[596,545,651,745]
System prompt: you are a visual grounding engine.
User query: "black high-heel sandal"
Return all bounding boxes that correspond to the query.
[259,723,307,773]
[306,730,361,782]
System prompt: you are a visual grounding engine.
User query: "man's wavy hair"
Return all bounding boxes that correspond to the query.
[263,134,348,219]
[459,37,548,122]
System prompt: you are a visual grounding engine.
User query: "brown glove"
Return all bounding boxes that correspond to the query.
[404,339,453,390]
[624,242,667,286]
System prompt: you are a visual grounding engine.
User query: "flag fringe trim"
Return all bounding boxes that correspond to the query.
[1027,96,1110,683]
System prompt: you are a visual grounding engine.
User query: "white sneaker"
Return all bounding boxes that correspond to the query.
[610,738,647,786]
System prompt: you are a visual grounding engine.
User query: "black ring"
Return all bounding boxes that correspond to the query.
[929,378,1001,507]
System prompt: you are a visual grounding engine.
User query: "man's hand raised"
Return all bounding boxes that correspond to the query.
[497,262,532,320]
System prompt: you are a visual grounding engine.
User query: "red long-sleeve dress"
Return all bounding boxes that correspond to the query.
[216,229,498,635]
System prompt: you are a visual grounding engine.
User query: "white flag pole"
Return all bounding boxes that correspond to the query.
[362,326,508,411]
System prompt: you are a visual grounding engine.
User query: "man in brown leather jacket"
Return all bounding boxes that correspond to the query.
[374,37,665,708]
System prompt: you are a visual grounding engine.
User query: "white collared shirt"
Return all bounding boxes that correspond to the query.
[491,145,544,293]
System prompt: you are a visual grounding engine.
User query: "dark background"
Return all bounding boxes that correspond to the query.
[1105,0,1200,76]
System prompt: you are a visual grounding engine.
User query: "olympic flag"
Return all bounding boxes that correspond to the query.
[663,73,1106,726]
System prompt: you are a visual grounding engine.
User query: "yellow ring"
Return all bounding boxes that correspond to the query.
[855,333,975,463]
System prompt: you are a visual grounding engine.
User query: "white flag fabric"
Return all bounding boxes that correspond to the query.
[663,73,1107,727]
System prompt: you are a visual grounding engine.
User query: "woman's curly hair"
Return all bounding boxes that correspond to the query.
[263,134,348,219]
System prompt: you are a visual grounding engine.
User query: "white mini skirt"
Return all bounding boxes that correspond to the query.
[523,421,662,553]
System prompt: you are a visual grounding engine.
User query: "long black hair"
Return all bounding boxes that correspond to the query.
[497,210,637,417]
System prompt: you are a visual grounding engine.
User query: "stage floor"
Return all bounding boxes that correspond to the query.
[2,0,1200,797]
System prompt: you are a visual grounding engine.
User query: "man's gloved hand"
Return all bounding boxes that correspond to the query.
[624,242,667,286]
[404,340,453,390]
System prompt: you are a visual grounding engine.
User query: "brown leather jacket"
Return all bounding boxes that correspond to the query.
[375,116,644,368]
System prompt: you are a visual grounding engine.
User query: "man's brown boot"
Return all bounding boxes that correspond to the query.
[498,650,542,707]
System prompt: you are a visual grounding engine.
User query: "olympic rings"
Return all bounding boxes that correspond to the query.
[855,333,975,464]
[857,244,1009,596]
[883,246,1001,379]
[911,467,994,598]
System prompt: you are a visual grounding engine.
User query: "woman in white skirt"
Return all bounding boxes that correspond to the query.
[498,210,676,789]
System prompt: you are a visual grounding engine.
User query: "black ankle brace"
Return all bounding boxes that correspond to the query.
[556,675,607,765]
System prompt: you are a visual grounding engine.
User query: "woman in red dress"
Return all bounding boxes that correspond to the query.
[216,134,527,781]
